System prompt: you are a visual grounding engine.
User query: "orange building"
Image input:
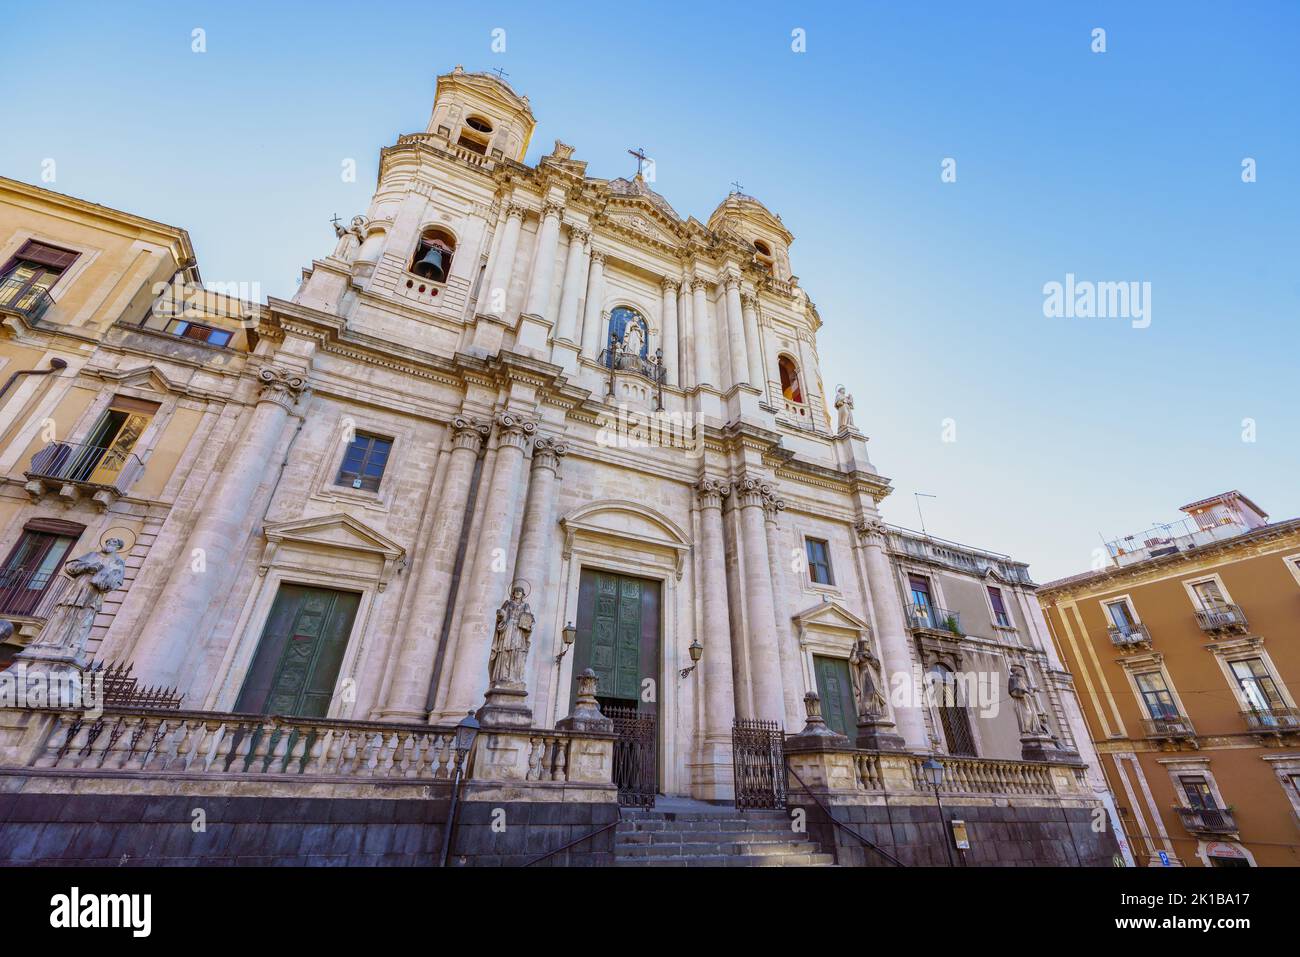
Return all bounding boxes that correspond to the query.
[1038,491,1300,867]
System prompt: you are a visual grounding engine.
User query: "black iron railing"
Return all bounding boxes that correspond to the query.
[908,603,962,635]
[599,348,666,384]
[0,564,69,619]
[1195,603,1248,635]
[607,704,656,808]
[1242,706,1300,732]
[732,718,787,810]
[26,441,144,490]
[0,278,55,323]
[1108,622,1152,648]
[1143,715,1196,739]
[1176,806,1236,834]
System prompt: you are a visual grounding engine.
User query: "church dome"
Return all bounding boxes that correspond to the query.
[607,175,681,221]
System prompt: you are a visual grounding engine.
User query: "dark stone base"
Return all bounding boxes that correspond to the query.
[477,686,533,728]
[0,792,615,867]
[855,724,907,752]
[791,800,1121,867]
[1021,739,1082,764]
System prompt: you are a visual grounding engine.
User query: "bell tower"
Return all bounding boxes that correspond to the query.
[427,65,535,163]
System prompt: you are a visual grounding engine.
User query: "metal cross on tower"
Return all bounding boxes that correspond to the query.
[628,146,649,178]
[730,180,745,194]
[489,67,510,82]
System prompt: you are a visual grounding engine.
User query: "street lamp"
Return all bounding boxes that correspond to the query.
[679,638,703,678]
[555,621,576,663]
[439,710,480,867]
[921,757,956,867]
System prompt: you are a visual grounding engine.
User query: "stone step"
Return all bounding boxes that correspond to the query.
[617,830,807,846]
[616,841,823,858]
[614,852,835,867]
[617,818,795,832]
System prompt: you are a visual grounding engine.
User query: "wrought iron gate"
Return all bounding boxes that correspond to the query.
[607,704,656,807]
[732,718,787,809]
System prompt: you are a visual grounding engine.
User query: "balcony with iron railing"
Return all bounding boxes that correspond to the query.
[1195,602,1249,636]
[1175,805,1237,835]
[599,348,666,384]
[23,441,145,509]
[0,278,55,324]
[1241,706,1300,736]
[907,603,963,636]
[1108,621,1153,650]
[1142,714,1197,742]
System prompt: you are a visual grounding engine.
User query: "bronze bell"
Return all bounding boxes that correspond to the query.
[412,245,447,282]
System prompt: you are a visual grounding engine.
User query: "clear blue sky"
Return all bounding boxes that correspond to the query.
[3,1,1296,581]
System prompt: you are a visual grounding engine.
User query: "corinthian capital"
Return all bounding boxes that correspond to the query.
[505,202,528,221]
[567,224,590,246]
[494,410,539,450]
[256,366,309,409]
[542,200,566,220]
[694,477,730,510]
[855,517,889,544]
[690,277,709,293]
[451,415,491,452]
[531,435,569,473]
[660,277,680,294]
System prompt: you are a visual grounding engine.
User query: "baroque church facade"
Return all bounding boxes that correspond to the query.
[0,68,1119,865]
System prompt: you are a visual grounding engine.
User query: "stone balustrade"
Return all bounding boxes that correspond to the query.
[903,754,1057,797]
[6,707,611,789]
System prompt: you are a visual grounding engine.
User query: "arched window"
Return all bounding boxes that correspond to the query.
[457,115,493,155]
[606,306,649,361]
[410,227,456,283]
[753,239,775,275]
[927,663,977,757]
[778,355,803,403]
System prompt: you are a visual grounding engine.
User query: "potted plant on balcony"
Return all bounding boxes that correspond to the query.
[944,615,961,636]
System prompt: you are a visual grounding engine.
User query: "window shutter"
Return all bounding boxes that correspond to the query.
[16,240,80,270]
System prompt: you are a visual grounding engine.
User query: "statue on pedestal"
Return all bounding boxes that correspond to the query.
[834,385,856,433]
[850,638,887,719]
[488,582,534,689]
[331,215,366,262]
[26,539,125,664]
[1009,665,1050,737]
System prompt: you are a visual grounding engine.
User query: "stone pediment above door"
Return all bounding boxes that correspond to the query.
[260,512,406,590]
[560,500,691,579]
[792,598,871,656]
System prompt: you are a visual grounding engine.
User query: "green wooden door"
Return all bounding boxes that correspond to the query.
[573,569,660,711]
[235,584,361,718]
[813,655,856,739]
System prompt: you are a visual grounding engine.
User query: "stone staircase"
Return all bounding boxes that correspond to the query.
[615,798,835,867]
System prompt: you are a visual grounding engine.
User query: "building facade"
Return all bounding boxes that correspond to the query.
[1039,492,1300,867]
[0,68,1117,866]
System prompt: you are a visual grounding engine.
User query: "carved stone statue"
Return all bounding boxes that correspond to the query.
[850,638,887,719]
[621,320,645,360]
[29,539,126,662]
[488,582,534,689]
[834,385,856,433]
[1008,665,1050,736]
[331,215,366,261]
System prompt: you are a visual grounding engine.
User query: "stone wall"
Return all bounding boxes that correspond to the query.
[794,799,1119,867]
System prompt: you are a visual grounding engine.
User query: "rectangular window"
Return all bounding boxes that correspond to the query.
[1230,658,1286,713]
[0,240,79,315]
[1192,579,1227,608]
[1180,776,1218,810]
[1135,671,1178,719]
[0,527,79,617]
[164,318,233,347]
[909,574,935,627]
[1106,599,1137,632]
[335,432,392,492]
[987,586,1012,628]
[805,537,833,586]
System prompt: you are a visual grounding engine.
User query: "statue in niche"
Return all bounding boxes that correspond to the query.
[850,637,888,719]
[488,582,534,688]
[835,385,856,433]
[1008,665,1051,736]
[621,319,645,361]
[34,539,126,658]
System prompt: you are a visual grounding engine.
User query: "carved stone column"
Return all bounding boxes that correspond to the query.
[741,292,765,389]
[436,410,537,720]
[578,250,607,361]
[660,278,679,387]
[481,203,526,320]
[514,436,567,717]
[378,416,489,720]
[694,477,736,800]
[522,202,563,320]
[723,275,749,389]
[131,366,308,691]
[856,518,928,749]
[690,278,715,388]
[762,490,805,729]
[733,474,785,722]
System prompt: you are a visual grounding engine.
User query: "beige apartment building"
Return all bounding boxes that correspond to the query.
[1040,492,1300,867]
